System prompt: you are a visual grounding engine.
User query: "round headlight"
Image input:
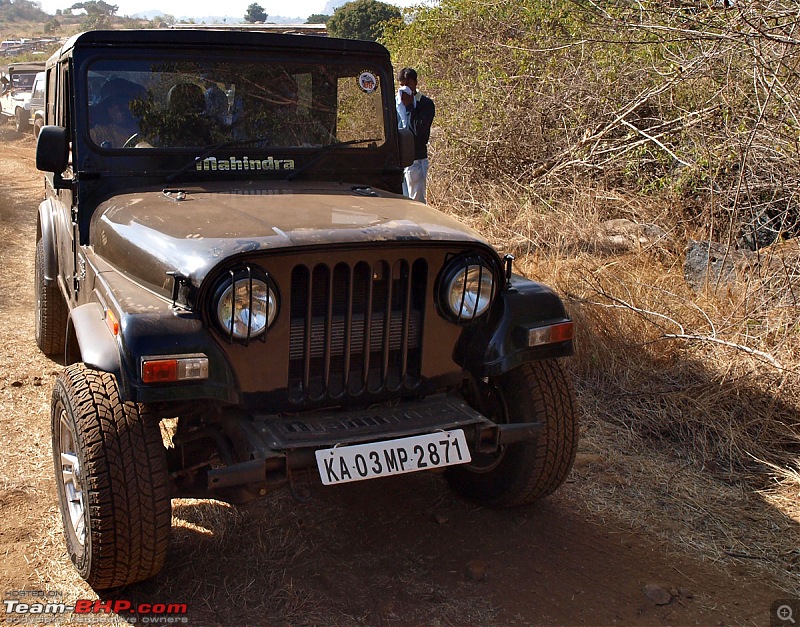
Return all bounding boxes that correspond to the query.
[443,262,495,321]
[215,276,277,339]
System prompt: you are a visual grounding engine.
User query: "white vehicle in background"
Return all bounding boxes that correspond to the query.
[27,71,45,137]
[0,61,45,132]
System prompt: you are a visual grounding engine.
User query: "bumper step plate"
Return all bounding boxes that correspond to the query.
[256,394,491,451]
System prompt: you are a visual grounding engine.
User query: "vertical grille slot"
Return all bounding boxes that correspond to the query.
[289,258,427,403]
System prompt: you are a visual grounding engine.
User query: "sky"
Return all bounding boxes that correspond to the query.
[36,0,426,20]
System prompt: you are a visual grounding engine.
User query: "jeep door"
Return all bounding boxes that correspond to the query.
[48,60,77,303]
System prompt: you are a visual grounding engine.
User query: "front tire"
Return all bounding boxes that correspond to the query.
[15,108,26,133]
[52,364,171,589]
[446,360,579,507]
[34,239,67,356]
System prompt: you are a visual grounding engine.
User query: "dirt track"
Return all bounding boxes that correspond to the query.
[0,128,790,626]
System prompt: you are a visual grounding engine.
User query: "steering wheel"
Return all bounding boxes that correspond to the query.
[122,133,142,148]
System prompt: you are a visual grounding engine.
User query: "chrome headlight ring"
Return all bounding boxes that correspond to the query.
[213,267,279,342]
[438,255,496,323]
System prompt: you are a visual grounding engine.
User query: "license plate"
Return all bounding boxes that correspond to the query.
[315,429,472,486]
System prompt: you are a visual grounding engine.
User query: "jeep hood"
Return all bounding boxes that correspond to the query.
[91,182,493,296]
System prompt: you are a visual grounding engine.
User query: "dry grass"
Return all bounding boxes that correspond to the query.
[428,175,800,592]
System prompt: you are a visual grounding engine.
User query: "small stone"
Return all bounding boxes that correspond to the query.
[669,587,680,598]
[643,583,673,606]
[464,560,488,582]
[678,588,694,599]
[11,380,23,387]
[593,219,671,254]
[33,377,43,386]
[434,513,449,525]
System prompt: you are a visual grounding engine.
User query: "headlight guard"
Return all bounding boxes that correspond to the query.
[437,254,497,324]
[212,266,279,343]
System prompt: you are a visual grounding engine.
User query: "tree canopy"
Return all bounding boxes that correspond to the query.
[305,13,331,24]
[327,0,400,41]
[244,3,267,23]
[70,1,118,16]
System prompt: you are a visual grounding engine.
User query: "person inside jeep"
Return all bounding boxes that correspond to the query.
[90,78,146,148]
[204,83,230,127]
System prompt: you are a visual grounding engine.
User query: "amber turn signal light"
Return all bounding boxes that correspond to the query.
[525,321,574,347]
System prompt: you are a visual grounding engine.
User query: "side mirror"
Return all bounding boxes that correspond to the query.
[36,125,69,174]
[398,127,414,168]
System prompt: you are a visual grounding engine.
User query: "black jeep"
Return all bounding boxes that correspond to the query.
[34,29,578,589]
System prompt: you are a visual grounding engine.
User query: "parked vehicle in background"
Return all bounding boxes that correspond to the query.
[28,71,44,138]
[1,61,45,132]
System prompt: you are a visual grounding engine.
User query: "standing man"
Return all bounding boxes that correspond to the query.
[397,67,435,203]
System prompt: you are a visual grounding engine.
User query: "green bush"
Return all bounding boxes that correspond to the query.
[328,0,401,41]
[383,0,800,246]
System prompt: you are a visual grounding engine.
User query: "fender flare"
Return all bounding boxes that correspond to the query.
[37,200,58,282]
[454,274,574,377]
[66,302,123,385]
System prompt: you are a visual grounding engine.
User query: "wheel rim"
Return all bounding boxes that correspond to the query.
[58,410,86,546]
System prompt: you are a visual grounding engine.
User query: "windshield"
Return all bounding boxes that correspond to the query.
[10,72,36,90]
[85,58,388,151]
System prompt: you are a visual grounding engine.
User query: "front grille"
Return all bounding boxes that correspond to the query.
[288,258,427,403]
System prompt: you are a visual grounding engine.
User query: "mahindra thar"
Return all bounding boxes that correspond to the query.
[34,29,578,589]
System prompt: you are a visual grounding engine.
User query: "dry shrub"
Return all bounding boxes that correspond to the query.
[461,187,800,591]
[385,0,800,248]
[563,258,800,472]
[429,174,800,495]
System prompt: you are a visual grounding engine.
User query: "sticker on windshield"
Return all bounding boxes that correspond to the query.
[358,72,378,94]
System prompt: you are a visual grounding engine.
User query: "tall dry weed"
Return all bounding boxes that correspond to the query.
[430,175,800,490]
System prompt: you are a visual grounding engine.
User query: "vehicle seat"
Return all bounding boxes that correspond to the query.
[168,82,206,116]
[163,82,212,146]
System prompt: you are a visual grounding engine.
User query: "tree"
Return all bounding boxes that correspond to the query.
[327,0,400,41]
[71,1,118,17]
[150,13,175,27]
[43,18,60,33]
[244,3,266,23]
[306,13,331,24]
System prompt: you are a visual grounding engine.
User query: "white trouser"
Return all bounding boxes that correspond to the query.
[402,158,429,204]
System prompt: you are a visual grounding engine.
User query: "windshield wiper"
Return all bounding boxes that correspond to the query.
[165,136,272,183]
[285,138,380,182]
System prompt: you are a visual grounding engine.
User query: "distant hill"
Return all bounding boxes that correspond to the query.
[0,0,48,24]
[128,11,245,23]
[127,10,305,24]
[322,0,348,15]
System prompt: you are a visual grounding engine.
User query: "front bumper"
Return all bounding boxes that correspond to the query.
[171,393,543,502]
